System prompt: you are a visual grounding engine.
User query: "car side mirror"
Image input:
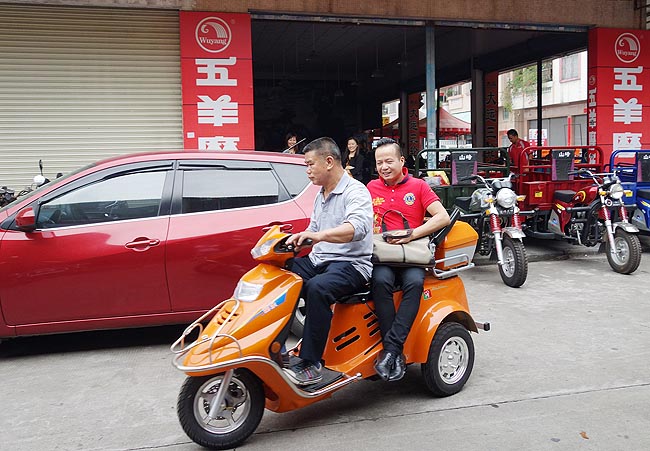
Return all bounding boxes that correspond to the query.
[15,207,37,232]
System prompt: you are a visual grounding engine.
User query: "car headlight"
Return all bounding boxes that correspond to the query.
[233,280,263,302]
[609,183,624,200]
[496,188,517,208]
[250,239,274,259]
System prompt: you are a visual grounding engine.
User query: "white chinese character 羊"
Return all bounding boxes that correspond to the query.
[613,66,643,91]
[196,58,237,86]
[613,132,643,151]
[613,98,642,124]
[197,95,239,126]
[588,131,597,146]
[588,108,596,128]
[588,88,597,107]
[198,136,240,151]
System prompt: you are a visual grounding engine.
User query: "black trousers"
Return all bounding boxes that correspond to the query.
[289,257,367,364]
[371,265,426,354]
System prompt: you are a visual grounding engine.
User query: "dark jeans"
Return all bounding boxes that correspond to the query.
[289,256,367,364]
[371,265,426,354]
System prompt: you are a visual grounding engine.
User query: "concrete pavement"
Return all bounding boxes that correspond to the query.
[1,243,650,450]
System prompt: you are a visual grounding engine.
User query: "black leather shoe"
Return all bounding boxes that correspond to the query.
[374,350,396,381]
[389,353,406,381]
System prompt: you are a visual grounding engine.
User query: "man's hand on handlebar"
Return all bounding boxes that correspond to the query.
[286,231,318,249]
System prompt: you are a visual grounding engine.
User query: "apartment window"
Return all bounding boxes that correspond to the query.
[560,54,580,81]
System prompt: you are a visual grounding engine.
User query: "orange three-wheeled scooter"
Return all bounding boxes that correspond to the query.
[171,214,488,449]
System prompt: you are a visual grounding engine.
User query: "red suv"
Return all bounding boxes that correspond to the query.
[0,151,318,339]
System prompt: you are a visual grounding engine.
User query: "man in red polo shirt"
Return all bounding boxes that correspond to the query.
[366,138,450,381]
[507,128,530,168]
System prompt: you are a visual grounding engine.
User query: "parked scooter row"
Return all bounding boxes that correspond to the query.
[0,160,57,207]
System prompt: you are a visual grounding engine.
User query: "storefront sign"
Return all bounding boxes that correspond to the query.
[180,12,255,150]
[588,28,650,158]
[484,71,499,147]
[407,92,421,156]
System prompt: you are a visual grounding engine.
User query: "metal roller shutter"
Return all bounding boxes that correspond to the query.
[0,4,182,190]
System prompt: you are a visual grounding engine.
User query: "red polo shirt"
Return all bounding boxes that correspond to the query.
[367,174,441,233]
[508,138,530,167]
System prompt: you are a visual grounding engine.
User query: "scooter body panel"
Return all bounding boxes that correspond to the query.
[181,263,302,371]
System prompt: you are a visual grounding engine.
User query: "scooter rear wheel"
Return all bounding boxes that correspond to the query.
[177,369,265,450]
[422,322,475,397]
[606,229,642,275]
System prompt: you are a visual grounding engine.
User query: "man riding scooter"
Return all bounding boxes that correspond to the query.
[367,138,451,381]
[284,137,374,385]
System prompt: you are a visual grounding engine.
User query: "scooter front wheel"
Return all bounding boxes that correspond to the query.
[422,322,475,397]
[177,369,265,450]
[606,229,642,275]
[498,236,528,288]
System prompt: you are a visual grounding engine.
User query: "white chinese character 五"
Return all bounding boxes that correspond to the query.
[588,88,597,107]
[613,98,643,124]
[197,95,239,126]
[198,136,240,151]
[613,66,643,91]
[196,58,237,86]
[613,132,643,150]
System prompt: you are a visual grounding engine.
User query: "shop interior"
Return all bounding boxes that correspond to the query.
[250,18,587,152]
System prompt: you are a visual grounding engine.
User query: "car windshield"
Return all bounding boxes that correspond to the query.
[0,162,96,213]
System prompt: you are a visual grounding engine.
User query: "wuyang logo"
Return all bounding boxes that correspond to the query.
[195,17,232,53]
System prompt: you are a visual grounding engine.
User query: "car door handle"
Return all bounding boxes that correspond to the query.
[262,222,293,232]
[125,238,161,250]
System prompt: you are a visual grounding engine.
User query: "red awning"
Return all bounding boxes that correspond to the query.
[433,108,471,134]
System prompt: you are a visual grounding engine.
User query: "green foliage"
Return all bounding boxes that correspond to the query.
[502,62,552,113]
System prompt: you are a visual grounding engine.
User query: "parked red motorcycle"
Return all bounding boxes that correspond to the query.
[547,168,642,274]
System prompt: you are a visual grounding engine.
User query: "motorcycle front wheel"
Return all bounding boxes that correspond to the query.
[498,236,528,288]
[421,322,475,397]
[606,229,642,275]
[177,369,265,450]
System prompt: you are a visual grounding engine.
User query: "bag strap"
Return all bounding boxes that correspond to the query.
[379,209,411,232]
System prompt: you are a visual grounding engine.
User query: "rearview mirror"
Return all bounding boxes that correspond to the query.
[15,207,36,232]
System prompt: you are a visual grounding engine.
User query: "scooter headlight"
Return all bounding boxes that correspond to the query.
[496,188,517,208]
[251,239,274,259]
[233,280,264,302]
[609,183,624,200]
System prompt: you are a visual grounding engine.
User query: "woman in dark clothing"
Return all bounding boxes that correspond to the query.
[342,137,365,183]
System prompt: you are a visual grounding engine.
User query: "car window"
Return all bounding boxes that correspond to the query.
[271,163,310,197]
[182,169,281,213]
[37,171,167,228]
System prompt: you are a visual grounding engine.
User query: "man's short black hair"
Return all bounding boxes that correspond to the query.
[375,137,403,158]
[507,129,519,138]
[303,137,342,163]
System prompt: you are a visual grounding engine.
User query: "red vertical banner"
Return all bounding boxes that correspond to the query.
[179,12,255,150]
[588,28,650,160]
[407,93,421,155]
[484,71,499,148]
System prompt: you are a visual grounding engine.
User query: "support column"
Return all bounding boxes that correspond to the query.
[536,58,543,146]
[399,90,408,150]
[425,23,437,151]
[471,68,485,148]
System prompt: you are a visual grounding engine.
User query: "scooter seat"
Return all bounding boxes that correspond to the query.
[554,190,576,203]
[454,196,472,211]
[337,290,370,304]
[637,188,650,200]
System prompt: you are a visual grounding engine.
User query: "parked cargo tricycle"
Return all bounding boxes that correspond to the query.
[171,217,488,450]
[515,146,642,274]
[609,149,650,235]
[453,173,529,287]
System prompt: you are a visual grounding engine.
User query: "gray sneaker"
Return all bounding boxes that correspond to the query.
[283,359,323,386]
